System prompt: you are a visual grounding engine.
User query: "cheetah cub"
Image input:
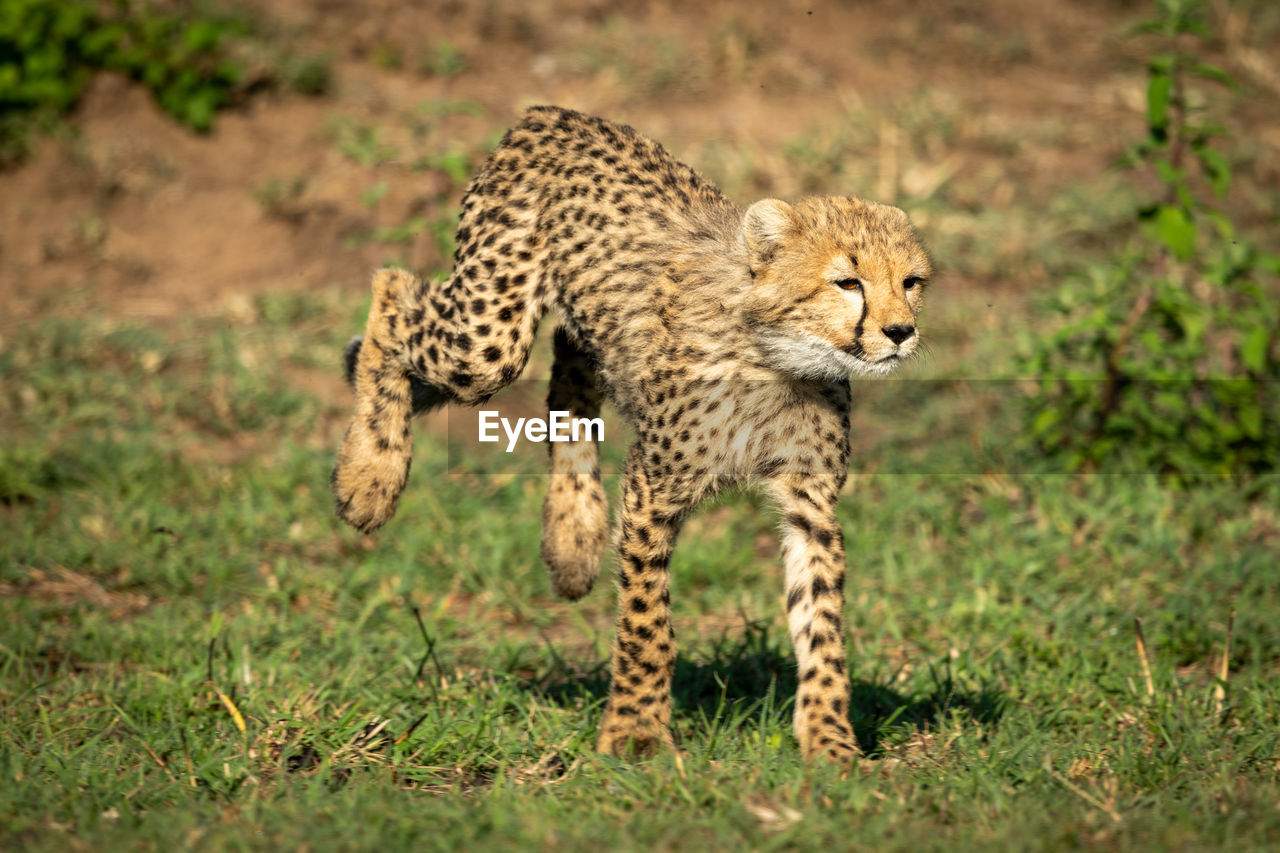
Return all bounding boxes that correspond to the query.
[332,106,931,762]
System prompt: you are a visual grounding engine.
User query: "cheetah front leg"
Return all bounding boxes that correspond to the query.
[768,474,859,762]
[596,446,689,757]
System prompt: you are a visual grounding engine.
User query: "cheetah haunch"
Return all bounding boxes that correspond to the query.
[333,106,931,761]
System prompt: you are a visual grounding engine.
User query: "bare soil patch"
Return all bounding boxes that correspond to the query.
[2,0,1225,326]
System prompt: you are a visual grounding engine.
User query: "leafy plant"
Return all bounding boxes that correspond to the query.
[0,0,328,162]
[0,1,94,112]
[330,117,400,167]
[253,174,309,222]
[419,39,466,77]
[1021,0,1279,480]
[95,2,255,132]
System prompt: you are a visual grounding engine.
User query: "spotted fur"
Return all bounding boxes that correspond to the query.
[332,106,932,761]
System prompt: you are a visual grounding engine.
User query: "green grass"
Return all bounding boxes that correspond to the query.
[2,284,1278,851]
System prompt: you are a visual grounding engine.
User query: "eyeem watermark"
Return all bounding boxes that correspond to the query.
[478,410,605,452]
[446,378,1274,475]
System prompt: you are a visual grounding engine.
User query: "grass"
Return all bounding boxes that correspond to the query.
[2,281,1278,851]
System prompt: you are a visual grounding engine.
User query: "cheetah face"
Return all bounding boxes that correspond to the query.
[741,197,931,381]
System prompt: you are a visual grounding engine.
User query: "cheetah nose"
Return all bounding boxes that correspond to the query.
[882,324,915,345]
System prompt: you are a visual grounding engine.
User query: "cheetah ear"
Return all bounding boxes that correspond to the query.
[743,199,797,264]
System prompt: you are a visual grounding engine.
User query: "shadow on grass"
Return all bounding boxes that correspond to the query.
[520,621,1006,756]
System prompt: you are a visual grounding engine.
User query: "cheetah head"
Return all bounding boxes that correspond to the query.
[741,196,931,381]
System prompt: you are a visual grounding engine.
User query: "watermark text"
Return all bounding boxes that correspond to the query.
[478,410,605,452]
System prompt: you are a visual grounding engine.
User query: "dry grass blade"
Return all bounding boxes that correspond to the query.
[213,687,247,734]
[1046,762,1122,824]
[395,711,431,746]
[1213,608,1235,719]
[1133,616,1155,699]
[120,721,178,784]
[745,799,803,832]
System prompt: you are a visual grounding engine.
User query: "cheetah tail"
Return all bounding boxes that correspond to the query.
[331,268,422,534]
[539,327,609,600]
[541,464,609,600]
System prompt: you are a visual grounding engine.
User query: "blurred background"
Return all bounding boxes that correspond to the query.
[2,0,1276,471]
[1,1,1279,847]
[0,0,1273,310]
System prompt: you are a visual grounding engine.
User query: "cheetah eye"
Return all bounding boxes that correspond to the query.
[835,279,862,292]
[903,277,924,291]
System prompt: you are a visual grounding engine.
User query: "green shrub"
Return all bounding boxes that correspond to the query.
[0,0,328,161]
[1021,0,1279,481]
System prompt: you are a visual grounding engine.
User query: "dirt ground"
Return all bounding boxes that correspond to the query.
[1,0,1277,327]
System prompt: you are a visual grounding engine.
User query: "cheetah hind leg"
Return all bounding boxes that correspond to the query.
[342,336,449,415]
[332,268,449,534]
[540,327,608,600]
